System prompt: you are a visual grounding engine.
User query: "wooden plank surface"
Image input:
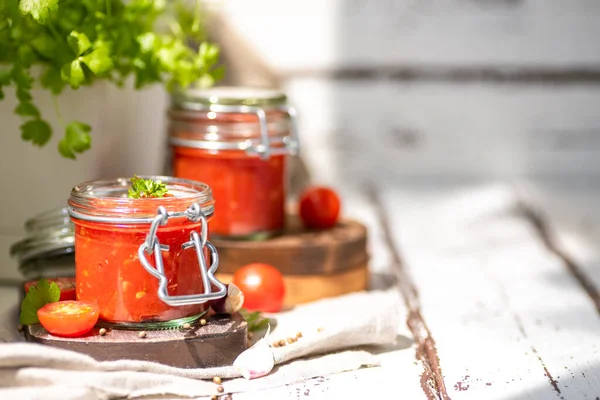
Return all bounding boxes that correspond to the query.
[376,183,600,399]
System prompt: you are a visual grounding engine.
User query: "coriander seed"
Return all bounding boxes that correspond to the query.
[217,385,224,393]
[138,331,147,338]
[296,332,303,338]
[286,337,295,344]
[211,396,218,400]
[213,376,222,384]
[279,339,286,347]
[99,328,107,336]
[200,319,207,326]
[317,327,324,332]
[182,323,191,329]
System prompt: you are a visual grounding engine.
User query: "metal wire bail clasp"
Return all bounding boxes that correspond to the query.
[138,204,227,307]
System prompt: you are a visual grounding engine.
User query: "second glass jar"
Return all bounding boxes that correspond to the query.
[167,87,299,240]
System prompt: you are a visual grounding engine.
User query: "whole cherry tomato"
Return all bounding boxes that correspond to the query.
[24,277,76,301]
[299,186,341,229]
[37,300,99,338]
[232,263,285,313]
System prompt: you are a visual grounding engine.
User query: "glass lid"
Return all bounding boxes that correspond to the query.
[10,207,75,264]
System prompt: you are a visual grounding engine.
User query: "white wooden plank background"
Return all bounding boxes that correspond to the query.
[215,0,600,71]
[283,79,600,185]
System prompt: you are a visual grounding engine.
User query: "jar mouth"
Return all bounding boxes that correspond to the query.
[68,176,215,221]
[172,86,287,109]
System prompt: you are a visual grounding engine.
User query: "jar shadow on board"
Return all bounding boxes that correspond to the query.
[166,87,300,241]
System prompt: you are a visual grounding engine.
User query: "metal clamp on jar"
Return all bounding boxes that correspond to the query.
[167,87,300,240]
[68,176,226,330]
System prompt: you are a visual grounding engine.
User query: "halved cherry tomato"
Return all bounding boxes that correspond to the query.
[24,277,76,301]
[299,186,341,229]
[37,301,99,338]
[232,263,285,313]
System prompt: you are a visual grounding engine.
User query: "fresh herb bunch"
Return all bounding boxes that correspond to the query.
[128,175,168,198]
[1,0,223,159]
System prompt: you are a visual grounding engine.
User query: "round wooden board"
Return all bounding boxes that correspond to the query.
[25,313,247,369]
[213,215,369,276]
[217,264,369,307]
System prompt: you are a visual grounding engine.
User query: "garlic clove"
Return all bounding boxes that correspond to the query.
[233,324,274,379]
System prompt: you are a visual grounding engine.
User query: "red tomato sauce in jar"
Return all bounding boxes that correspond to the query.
[68,177,221,325]
[172,149,285,237]
[168,87,299,239]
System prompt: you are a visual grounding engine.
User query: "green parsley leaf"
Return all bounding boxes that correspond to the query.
[19,278,60,325]
[19,0,59,24]
[58,137,75,159]
[80,43,113,75]
[67,31,92,56]
[239,309,271,333]
[15,101,40,117]
[128,175,168,198]
[61,59,86,88]
[21,119,51,146]
[31,33,59,59]
[40,66,65,95]
[16,87,32,102]
[0,67,10,85]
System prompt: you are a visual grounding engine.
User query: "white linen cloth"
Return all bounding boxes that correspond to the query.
[0,289,402,399]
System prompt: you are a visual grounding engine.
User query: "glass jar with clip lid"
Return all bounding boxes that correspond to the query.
[167,87,300,240]
[68,176,227,330]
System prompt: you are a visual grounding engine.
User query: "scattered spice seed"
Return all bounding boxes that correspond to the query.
[200,319,207,326]
[317,327,324,332]
[182,323,191,329]
[278,339,286,347]
[211,396,218,400]
[17,325,23,333]
[217,385,224,393]
[213,376,222,385]
[286,337,295,344]
[138,331,147,338]
[99,328,107,336]
[272,341,279,348]
[296,332,302,338]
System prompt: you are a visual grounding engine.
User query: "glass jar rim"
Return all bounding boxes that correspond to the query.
[68,176,215,222]
[172,86,287,109]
